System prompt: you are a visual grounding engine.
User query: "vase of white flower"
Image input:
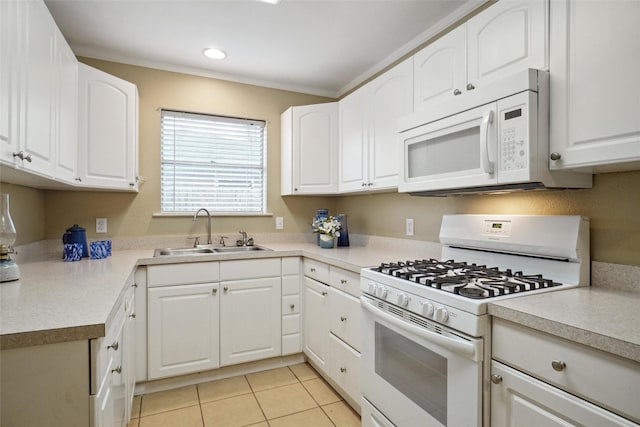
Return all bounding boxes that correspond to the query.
[312,215,341,249]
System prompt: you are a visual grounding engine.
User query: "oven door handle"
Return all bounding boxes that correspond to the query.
[361,296,476,358]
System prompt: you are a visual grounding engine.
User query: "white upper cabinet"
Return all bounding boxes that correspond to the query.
[339,58,413,193]
[414,0,548,111]
[549,0,640,172]
[281,102,338,195]
[466,0,548,89]
[413,25,466,110]
[78,63,139,191]
[15,0,57,177]
[0,1,16,161]
[54,28,78,183]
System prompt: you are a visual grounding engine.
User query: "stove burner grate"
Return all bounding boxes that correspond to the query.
[373,259,561,299]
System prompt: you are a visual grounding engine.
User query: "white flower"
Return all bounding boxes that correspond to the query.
[312,215,342,238]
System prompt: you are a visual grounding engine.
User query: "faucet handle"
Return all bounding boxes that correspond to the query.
[219,236,228,247]
[188,236,200,247]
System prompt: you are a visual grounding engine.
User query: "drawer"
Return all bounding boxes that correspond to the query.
[148,262,219,287]
[282,314,301,335]
[282,275,300,296]
[282,295,301,315]
[220,258,281,281]
[282,257,301,276]
[492,318,640,423]
[282,334,301,355]
[90,306,125,395]
[328,287,361,351]
[327,332,361,408]
[329,267,361,298]
[303,259,329,284]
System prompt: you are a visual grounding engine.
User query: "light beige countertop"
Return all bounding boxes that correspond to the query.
[0,238,442,350]
[489,287,640,363]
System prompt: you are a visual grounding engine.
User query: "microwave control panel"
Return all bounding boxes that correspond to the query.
[499,105,528,171]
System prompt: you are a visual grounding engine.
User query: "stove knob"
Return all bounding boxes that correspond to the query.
[397,293,409,307]
[375,286,388,298]
[434,306,449,323]
[368,282,377,294]
[421,302,435,317]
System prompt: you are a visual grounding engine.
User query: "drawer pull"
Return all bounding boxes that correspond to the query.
[340,279,347,284]
[129,313,136,319]
[112,366,122,374]
[310,267,316,272]
[340,367,347,373]
[340,316,347,322]
[321,291,327,296]
[551,360,566,372]
[107,341,119,351]
[491,374,503,384]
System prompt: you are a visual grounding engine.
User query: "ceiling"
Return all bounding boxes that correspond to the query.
[45,0,484,98]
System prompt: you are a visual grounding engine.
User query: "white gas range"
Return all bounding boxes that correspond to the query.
[359,214,590,427]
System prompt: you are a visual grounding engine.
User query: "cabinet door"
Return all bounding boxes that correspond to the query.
[413,25,466,110]
[291,102,338,194]
[147,283,219,380]
[220,276,281,366]
[549,0,640,171]
[338,89,368,192]
[327,333,361,412]
[0,0,17,165]
[78,63,138,190]
[491,361,636,427]
[367,58,413,190]
[54,28,78,183]
[466,0,548,90]
[303,277,329,369]
[18,0,57,177]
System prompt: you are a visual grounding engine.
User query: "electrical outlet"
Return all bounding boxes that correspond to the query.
[275,217,284,230]
[406,218,414,236]
[96,218,107,233]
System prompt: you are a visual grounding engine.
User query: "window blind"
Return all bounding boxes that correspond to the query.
[161,110,266,213]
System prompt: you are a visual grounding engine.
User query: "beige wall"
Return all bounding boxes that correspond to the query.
[3,59,639,267]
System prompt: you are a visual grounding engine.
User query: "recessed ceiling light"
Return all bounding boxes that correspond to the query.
[203,48,226,60]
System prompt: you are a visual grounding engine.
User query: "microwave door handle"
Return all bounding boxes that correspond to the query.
[360,296,476,358]
[480,109,495,174]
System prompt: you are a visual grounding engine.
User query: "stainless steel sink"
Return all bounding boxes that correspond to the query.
[153,245,271,257]
[153,247,215,257]
[212,246,271,253]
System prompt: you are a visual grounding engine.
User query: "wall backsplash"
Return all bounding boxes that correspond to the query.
[1,59,638,267]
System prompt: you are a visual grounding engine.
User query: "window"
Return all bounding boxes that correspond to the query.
[160,110,266,213]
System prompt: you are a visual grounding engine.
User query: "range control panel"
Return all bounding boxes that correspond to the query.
[483,219,512,236]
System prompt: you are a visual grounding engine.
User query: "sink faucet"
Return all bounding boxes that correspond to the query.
[193,208,212,245]
[239,230,248,246]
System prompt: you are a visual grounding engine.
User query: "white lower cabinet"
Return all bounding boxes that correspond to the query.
[491,318,640,426]
[327,333,361,410]
[220,276,281,366]
[303,276,330,369]
[147,282,220,380]
[282,257,302,355]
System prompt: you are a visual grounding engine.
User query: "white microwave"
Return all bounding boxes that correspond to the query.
[398,69,591,195]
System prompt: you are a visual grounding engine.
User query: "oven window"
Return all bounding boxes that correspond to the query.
[375,322,447,425]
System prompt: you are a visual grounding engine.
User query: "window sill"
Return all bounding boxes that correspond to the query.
[153,212,274,218]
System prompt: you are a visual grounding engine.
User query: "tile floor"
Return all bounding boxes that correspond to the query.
[128,363,361,427]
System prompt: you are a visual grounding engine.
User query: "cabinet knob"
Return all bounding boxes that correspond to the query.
[453,89,462,96]
[550,152,562,161]
[491,374,503,384]
[310,267,316,272]
[132,283,138,288]
[340,316,347,322]
[112,366,122,374]
[551,360,566,371]
[212,288,218,295]
[290,303,295,310]
[223,286,229,292]
[340,367,347,373]
[361,182,367,187]
[340,279,347,285]
[294,188,298,192]
[12,151,32,162]
[466,83,476,91]
[321,291,327,296]
[107,341,119,351]
[129,313,136,319]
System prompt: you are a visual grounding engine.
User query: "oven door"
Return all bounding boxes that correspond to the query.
[398,102,498,193]
[361,295,483,427]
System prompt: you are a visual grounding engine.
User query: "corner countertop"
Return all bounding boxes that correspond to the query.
[0,239,442,350]
[488,288,640,363]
